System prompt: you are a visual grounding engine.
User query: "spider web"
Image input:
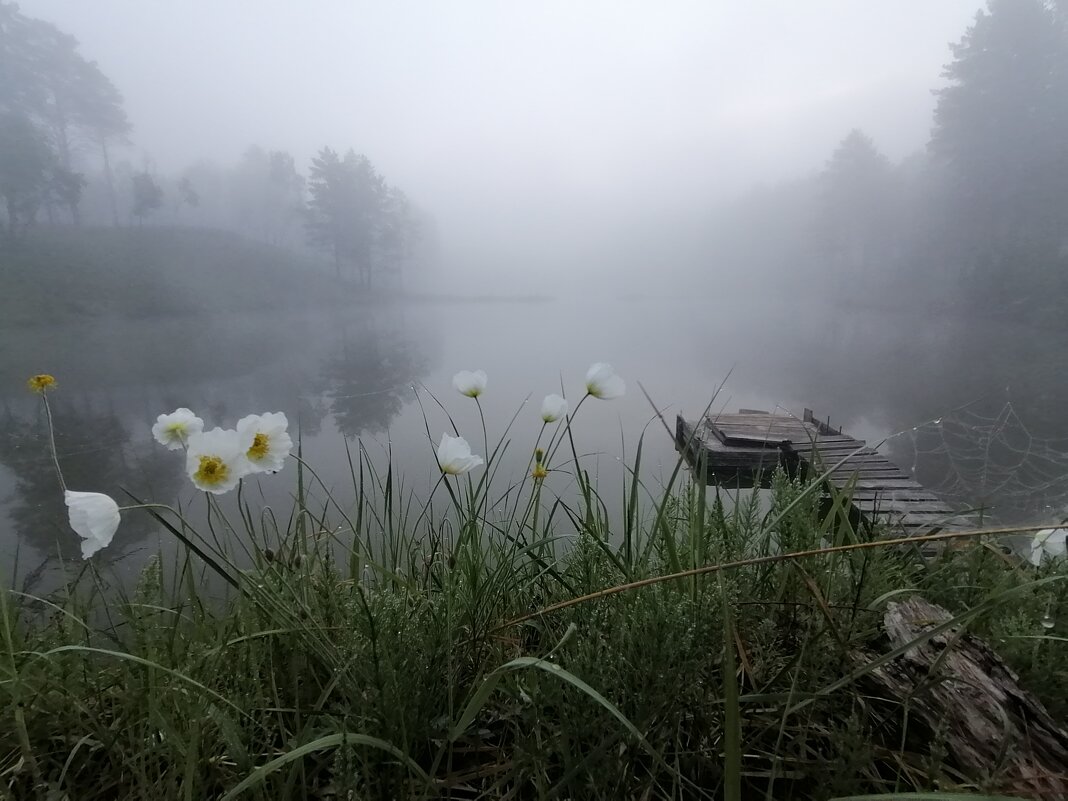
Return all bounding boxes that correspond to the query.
[889,395,1068,525]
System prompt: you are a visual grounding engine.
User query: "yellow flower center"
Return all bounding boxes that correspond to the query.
[195,455,229,487]
[27,374,57,393]
[247,432,270,460]
[532,463,548,480]
[165,422,187,439]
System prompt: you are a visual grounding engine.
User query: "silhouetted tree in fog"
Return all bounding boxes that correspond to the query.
[378,187,421,286]
[0,2,130,226]
[130,171,163,225]
[816,130,896,285]
[177,176,199,211]
[930,0,1068,306]
[305,147,386,286]
[0,112,52,239]
[231,146,305,246]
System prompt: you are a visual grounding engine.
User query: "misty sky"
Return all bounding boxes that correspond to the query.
[24,1,986,282]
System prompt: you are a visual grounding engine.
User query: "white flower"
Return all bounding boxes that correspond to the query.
[237,412,292,474]
[1030,528,1067,566]
[437,433,484,475]
[585,362,625,400]
[452,369,488,398]
[185,428,249,494]
[64,490,120,559]
[541,394,568,422]
[151,408,204,450]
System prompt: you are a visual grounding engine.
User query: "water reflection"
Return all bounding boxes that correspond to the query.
[322,317,427,438]
[0,395,182,562]
[4,295,1068,587]
[0,306,435,584]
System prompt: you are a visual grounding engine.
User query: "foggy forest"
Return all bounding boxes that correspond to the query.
[3,2,1068,798]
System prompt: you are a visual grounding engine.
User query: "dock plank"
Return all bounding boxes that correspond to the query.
[678,411,982,539]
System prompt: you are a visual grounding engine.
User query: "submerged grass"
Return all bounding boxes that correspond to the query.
[3,397,1067,800]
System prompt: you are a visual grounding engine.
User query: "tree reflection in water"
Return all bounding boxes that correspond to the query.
[322,318,427,439]
[0,393,183,564]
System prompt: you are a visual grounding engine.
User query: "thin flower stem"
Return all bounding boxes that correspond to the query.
[508,422,547,524]
[530,475,543,541]
[475,396,489,465]
[117,502,173,512]
[440,474,463,520]
[546,392,590,466]
[412,473,446,531]
[40,393,67,493]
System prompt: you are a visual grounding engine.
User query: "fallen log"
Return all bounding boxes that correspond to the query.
[857,596,1068,799]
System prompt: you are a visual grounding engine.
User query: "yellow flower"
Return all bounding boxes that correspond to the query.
[27,374,56,393]
[532,463,548,480]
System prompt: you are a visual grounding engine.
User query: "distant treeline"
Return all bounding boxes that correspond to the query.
[709,0,1068,318]
[0,1,433,289]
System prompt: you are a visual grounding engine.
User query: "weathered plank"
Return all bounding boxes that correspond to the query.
[802,445,881,457]
[847,489,951,501]
[677,416,786,486]
[827,480,929,491]
[829,466,911,477]
[863,503,975,516]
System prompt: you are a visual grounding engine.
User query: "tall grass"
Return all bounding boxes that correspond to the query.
[2,394,1066,800]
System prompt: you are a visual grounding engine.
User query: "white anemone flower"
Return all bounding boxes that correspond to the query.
[64,490,120,559]
[237,412,293,474]
[1030,528,1067,566]
[185,428,249,494]
[151,407,204,450]
[437,433,484,475]
[585,363,625,400]
[541,394,568,422]
[452,370,488,398]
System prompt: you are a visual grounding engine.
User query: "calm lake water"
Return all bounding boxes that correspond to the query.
[4,293,1068,590]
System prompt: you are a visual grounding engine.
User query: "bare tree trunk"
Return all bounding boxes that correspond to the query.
[100,136,119,227]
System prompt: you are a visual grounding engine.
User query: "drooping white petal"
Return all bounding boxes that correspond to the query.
[541,394,568,422]
[151,408,204,450]
[585,362,626,400]
[237,412,293,474]
[1031,528,1068,566]
[452,370,488,398]
[437,433,484,475]
[64,490,120,559]
[185,428,250,494]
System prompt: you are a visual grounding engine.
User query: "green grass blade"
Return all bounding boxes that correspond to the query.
[219,732,429,800]
[36,645,253,721]
[721,584,742,801]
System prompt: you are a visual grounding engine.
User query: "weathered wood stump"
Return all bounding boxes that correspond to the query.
[857,596,1068,798]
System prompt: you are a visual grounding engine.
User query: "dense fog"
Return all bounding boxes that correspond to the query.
[4,0,1068,570]
[6,1,1002,290]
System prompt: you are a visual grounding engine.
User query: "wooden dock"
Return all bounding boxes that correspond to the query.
[676,409,981,537]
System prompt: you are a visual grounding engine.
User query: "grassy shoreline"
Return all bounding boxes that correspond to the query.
[4,455,1066,798]
[3,374,1067,799]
